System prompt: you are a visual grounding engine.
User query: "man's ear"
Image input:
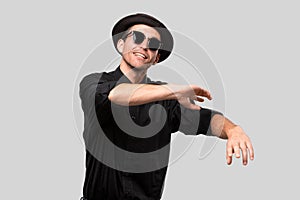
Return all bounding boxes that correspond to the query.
[153,53,160,65]
[117,39,124,53]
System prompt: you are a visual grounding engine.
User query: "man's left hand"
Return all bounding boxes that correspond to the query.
[226,126,254,165]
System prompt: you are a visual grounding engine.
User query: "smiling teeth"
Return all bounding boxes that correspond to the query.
[135,53,146,59]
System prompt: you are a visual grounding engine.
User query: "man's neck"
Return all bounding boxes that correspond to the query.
[120,61,148,84]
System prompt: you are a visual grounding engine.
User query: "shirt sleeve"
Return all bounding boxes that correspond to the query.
[170,101,223,136]
[79,73,117,125]
[79,73,102,112]
[94,79,118,125]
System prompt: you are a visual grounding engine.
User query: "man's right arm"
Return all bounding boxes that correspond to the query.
[108,83,212,110]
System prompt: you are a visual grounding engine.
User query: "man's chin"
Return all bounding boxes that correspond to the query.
[131,63,151,71]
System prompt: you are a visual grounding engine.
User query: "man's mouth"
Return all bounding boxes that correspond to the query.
[133,52,147,59]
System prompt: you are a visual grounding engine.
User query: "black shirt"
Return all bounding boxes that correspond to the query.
[79,66,222,200]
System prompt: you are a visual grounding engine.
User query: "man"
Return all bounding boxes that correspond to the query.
[79,13,254,200]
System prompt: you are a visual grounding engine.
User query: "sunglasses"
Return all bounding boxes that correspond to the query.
[122,30,162,51]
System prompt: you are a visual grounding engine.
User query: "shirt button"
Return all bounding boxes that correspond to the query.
[131,115,135,120]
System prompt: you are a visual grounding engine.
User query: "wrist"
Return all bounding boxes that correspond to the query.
[161,84,181,100]
[225,125,241,139]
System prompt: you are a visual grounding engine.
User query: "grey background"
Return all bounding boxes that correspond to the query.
[1,0,299,199]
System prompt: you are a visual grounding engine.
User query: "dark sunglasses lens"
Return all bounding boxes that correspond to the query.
[133,31,145,44]
[149,38,161,51]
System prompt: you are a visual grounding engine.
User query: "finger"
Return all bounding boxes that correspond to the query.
[227,155,232,165]
[233,145,241,158]
[180,99,201,110]
[226,144,233,165]
[196,96,204,102]
[246,141,255,160]
[199,90,212,100]
[187,104,201,110]
[190,95,201,101]
[240,143,248,165]
[203,90,212,100]
[193,86,212,100]
[206,92,212,100]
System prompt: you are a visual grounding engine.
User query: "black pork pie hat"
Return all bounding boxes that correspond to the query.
[112,13,174,63]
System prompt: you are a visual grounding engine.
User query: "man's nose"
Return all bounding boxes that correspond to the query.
[138,38,149,49]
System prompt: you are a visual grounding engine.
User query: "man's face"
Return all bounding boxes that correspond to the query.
[118,24,161,70]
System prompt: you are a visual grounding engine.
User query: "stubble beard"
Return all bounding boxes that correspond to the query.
[123,54,152,73]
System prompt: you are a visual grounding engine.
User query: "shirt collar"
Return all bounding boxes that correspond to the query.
[114,66,150,84]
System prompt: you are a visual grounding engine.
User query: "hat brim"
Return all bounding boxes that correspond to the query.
[112,13,173,63]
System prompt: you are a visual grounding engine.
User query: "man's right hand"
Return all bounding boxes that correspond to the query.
[165,84,212,110]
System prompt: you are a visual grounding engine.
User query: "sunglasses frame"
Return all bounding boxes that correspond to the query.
[122,30,163,51]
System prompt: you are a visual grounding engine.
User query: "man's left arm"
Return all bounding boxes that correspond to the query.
[210,114,255,165]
